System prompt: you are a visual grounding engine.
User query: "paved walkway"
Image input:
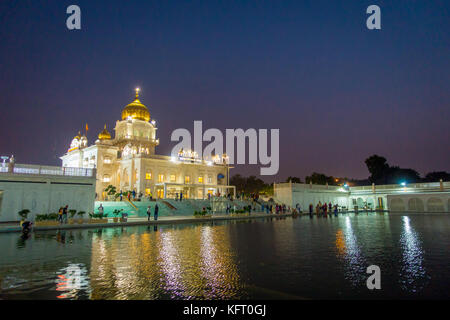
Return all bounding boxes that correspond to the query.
[0,212,296,233]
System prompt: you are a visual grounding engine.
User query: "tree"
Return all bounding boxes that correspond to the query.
[424,171,450,182]
[305,172,338,185]
[286,176,302,183]
[365,155,390,184]
[230,174,271,195]
[386,167,421,184]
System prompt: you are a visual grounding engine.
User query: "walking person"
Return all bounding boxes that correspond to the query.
[154,204,159,221]
[58,207,63,224]
[309,203,313,218]
[63,205,68,224]
[147,205,152,221]
[98,204,104,218]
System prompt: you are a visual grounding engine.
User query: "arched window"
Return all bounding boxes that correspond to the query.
[427,198,444,212]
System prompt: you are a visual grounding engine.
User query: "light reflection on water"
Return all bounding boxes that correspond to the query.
[399,216,428,292]
[0,214,449,299]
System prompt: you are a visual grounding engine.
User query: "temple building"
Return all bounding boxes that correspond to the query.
[61,89,234,200]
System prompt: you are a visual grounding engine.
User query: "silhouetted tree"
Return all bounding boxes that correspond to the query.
[424,171,450,182]
[286,176,302,183]
[365,155,390,184]
[305,172,338,185]
[386,166,421,184]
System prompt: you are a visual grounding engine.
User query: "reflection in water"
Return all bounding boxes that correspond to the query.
[336,217,366,286]
[0,215,448,299]
[56,263,89,299]
[89,225,242,299]
[399,216,428,292]
[159,231,185,298]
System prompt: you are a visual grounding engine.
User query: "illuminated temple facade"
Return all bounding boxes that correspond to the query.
[61,89,233,200]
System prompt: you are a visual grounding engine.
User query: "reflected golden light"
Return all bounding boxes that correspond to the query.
[335,230,346,256]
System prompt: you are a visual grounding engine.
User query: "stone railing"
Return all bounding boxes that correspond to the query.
[0,164,95,177]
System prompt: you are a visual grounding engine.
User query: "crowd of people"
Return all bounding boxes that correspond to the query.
[308,201,340,217]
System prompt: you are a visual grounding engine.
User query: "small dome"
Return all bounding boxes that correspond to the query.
[68,132,82,152]
[121,88,150,122]
[98,125,111,140]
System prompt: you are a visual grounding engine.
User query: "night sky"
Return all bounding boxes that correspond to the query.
[0,0,449,182]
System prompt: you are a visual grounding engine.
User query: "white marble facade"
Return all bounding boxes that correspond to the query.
[61,90,232,200]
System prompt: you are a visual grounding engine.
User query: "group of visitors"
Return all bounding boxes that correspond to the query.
[118,189,145,202]
[146,204,159,221]
[308,202,339,217]
[174,192,183,201]
[58,205,69,224]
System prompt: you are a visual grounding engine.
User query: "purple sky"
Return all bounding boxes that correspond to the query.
[0,0,449,182]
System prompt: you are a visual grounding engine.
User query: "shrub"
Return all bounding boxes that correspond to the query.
[48,213,58,220]
[69,209,77,218]
[18,209,30,220]
[113,209,123,217]
[77,211,86,218]
[104,185,117,196]
[35,214,48,222]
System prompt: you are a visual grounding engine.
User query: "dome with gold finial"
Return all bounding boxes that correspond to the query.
[121,88,150,122]
[98,125,111,140]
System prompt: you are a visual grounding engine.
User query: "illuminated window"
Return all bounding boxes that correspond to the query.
[158,174,164,182]
[208,176,212,184]
[157,189,164,198]
[104,157,112,164]
[198,176,203,183]
[146,172,152,180]
[185,175,190,184]
[103,175,110,183]
[145,188,152,195]
[170,174,176,182]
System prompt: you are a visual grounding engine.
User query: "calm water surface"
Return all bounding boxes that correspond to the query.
[0,213,449,299]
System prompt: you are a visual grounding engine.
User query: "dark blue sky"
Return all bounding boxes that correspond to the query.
[0,0,449,182]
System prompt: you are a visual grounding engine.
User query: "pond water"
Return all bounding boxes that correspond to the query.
[0,213,449,299]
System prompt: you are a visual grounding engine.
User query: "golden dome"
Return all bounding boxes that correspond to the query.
[121,88,150,122]
[98,125,111,140]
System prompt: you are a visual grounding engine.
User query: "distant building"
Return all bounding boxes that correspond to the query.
[274,181,450,212]
[61,89,234,200]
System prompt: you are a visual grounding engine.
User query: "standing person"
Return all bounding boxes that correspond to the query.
[120,190,123,201]
[127,191,131,201]
[147,205,152,221]
[132,189,136,200]
[98,204,104,218]
[175,193,178,201]
[309,203,313,218]
[329,202,332,212]
[58,207,63,224]
[334,204,338,217]
[180,192,183,202]
[154,204,159,221]
[63,205,68,223]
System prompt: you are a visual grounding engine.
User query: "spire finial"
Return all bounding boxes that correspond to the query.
[104,124,107,129]
[135,87,140,99]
